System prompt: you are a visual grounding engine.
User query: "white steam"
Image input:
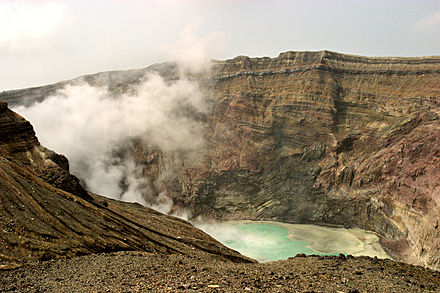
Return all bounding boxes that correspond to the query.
[14,72,207,210]
[11,21,222,218]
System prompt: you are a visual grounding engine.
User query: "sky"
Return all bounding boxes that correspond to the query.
[1,0,439,91]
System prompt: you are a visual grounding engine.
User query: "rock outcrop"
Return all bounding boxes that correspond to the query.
[1,50,439,270]
[0,100,253,269]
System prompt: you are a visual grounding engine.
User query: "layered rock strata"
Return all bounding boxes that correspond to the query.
[0,101,252,268]
[1,50,439,269]
[198,51,440,270]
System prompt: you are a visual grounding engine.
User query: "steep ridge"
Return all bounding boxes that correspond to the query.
[0,100,253,269]
[1,50,439,270]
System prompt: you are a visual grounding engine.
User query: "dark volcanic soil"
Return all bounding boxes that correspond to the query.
[1,252,439,292]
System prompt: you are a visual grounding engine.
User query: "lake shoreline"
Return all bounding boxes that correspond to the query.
[224,220,392,261]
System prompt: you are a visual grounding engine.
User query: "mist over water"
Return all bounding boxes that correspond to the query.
[196,222,312,262]
[198,221,391,262]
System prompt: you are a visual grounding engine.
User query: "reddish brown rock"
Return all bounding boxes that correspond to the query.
[0,100,91,200]
[0,101,253,268]
[1,50,440,269]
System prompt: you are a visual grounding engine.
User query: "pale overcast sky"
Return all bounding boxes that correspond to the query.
[1,0,439,90]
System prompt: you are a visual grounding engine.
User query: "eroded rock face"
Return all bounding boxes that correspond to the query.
[0,101,253,268]
[1,50,439,269]
[198,51,440,269]
[0,100,91,201]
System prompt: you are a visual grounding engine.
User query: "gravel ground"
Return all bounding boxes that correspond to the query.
[1,251,439,292]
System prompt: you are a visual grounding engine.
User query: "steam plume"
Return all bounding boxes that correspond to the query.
[14,71,207,212]
[13,21,220,218]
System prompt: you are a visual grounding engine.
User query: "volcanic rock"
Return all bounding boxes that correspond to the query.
[1,252,440,292]
[1,50,440,270]
[0,101,253,269]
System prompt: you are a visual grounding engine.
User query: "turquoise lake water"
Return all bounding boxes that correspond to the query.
[222,223,339,262]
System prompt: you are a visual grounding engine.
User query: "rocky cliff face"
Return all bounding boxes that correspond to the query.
[0,101,252,269]
[197,51,440,270]
[1,50,439,270]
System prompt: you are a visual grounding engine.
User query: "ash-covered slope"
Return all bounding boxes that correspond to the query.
[0,100,253,269]
[1,50,439,270]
